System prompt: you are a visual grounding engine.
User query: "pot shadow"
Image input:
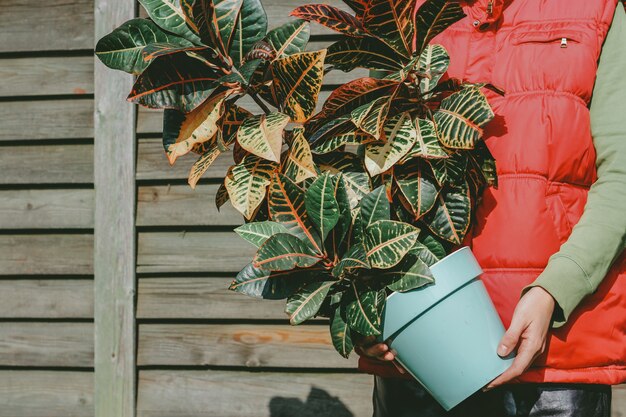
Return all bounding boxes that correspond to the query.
[269,387,354,417]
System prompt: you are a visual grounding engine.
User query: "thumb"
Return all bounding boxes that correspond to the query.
[498,320,524,357]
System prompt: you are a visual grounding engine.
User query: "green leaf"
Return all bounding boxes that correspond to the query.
[384,254,434,292]
[360,186,390,228]
[237,112,290,162]
[235,221,291,247]
[414,0,466,54]
[282,127,317,183]
[362,0,416,57]
[409,234,445,266]
[305,172,340,242]
[312,129,374,154]
[269,173,324,254]
[138,0,201,42]
[433,87,495,149]
[95,19,194,75]
[291,4,367,37]
[404,118,448,160]
[187,135,225,188]
[365,112,417,176]
[217,58,262,85]
[425,182,471,244]
[395,160,440,219]
[215,179,230,210]
[225,154,277,220]
[286,281,336,325]
[326,36,405,72]
[332,243,370,278]
[316,152,371,206]
[417,44,450,95]
[128,50,221,112]
[365,220,420,268]
[266,19,310,59]
[254,233,322,271]
[271,50,327,123]
[350,95,392,140]
[429,152,467,187]
[229,0,268,67]
[330,303,354,358]
[214,0,245,55]
[230,263,315,299]
[470,141,498,187]
[343,0,367,17]
[345,282,382,336]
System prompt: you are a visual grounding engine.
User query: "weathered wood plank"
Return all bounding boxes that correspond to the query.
[0,234,93,275]
[0,189,94,229]
[138,232,254,273]
[138,324,355,368]
[0,57,93,97]
[94,1,137,416]
[0,323,93,367]
[0,279,93,318]
[0,371,93,417]
[137,370,372,417]
[0,0,94,52]
[137,185,242,226]
[614,385,626,417]
[0,144,93,184]
[0,100,93,141]
[137,139,234,181]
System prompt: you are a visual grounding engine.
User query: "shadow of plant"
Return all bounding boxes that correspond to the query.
[269,387,354,417]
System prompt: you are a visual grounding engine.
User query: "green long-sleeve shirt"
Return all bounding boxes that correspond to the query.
[524,3,626,327]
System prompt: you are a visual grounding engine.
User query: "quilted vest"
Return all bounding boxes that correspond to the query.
[359,0,626,385]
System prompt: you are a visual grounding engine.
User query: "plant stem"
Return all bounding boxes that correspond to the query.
[250,92,272,115]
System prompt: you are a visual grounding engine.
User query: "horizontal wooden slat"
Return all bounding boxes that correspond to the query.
[137,232,254,273]
[0,189,94,229]
[137,277,284,319]
[1,0,94,52]
[0,280,93,318]
[0,57,93,97]
[138,370,372,417]
[138,324,354,368]
[137,185,242,226]
[1,100,93,141]
[0,234,93,275]
[0,371,93,417]
[0,144,93,184]
[0,323,93,367]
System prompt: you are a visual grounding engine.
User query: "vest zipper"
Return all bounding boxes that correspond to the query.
[561,37,568,48]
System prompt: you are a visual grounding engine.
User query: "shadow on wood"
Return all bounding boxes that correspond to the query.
[269,387,354,417]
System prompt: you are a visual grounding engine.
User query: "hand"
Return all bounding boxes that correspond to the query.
[485,286,555,390]
[354,335,406,374]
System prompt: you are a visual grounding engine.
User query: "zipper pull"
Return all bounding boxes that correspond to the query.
[561,37,568,48]
[487,1,494,15]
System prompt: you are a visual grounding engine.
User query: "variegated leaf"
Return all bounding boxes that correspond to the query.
[362,0,416,57]
[229,0,268,67]
[365,220,420,268]
[283,127,317,183]
[360,185,390,228]
[417,44,450,94]
[330,303,354,358]
[235,221,291,247]
[330,174,353,257]
[414,0,466,54]
[225,154,277,220]
[326,36,405,72]
[365,112,417,176]
[266,19,310,59]
[350,95,392,140]
[409,234,445,266]
[305,172,340,242]
[215,175,230,210]
[429,151,467,187]
[237,112,290,162]
[395,160,440,219]
[268,173,324,254]
[272,50,327,123]
[188,134,226,188]
[425,181,471,244]
[312,129,373,154]
[433,87,495,149]
[291,4,367,37]
[384,254,434,292]
[404,118,448,160]
[343,0,367,17]
[346,282,382,336]
[138,0,201,42]
[286,281,336,325]
[315,152,371,207]
[230,263,315,299]
[332,243,370,278]
[254,233,322,271]
[307,115,353,145]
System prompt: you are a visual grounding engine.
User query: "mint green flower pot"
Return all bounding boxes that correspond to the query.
[381,247,514,411]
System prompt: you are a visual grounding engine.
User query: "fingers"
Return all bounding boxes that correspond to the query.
[353,338,396,362]
[497,319,524,357]
[485,337,541,390]
[392,360,407,374]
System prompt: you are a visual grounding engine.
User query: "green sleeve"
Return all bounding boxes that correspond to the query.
[522,3,626,327]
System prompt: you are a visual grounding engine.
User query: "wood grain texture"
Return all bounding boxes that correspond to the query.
[0,100,93,141]
[137,232,255,274]
[138,324,355,368]
[0,371,93,417]
[0,57,93,97]
[137,370,373,417]
[137,277,284,319]
[0,144,93,184]
[0,189,94,229]
[0,323,93,367]
[137,185,242,226]
[0,0,93,52]
[0,279,93,318]
[0,234,93,275]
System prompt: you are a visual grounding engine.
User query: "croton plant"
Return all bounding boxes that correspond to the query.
[96,0,499,357]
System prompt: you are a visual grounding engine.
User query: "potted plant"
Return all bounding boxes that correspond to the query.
[95,0,511,410]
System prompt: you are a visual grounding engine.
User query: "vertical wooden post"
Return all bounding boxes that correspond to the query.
[94,0,136,416]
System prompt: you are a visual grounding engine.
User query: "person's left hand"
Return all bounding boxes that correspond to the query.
[484,286,556,390]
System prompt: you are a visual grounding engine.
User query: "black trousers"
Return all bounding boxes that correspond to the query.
[373,376,612,417]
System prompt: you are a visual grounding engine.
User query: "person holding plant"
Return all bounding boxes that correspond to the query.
[355,1,626,416]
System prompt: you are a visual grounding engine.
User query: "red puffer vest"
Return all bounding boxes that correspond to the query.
[359,0,626,385]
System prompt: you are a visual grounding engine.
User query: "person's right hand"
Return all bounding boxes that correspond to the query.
[354,335,406,374]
